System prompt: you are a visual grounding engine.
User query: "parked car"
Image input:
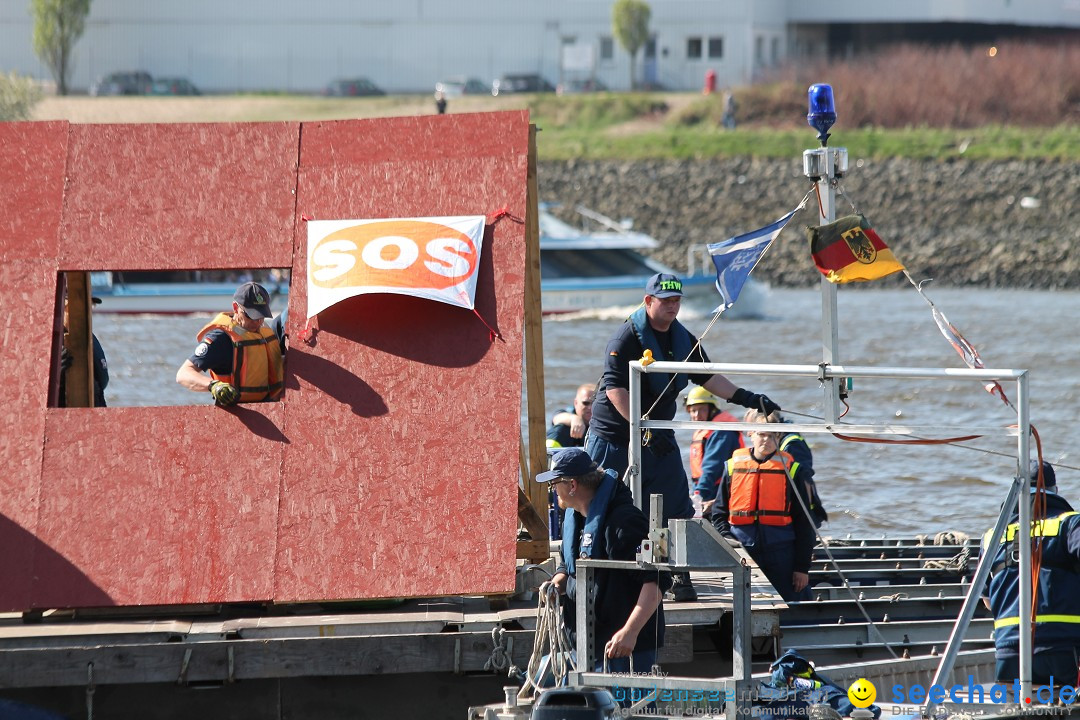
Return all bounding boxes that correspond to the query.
[556,78,609,95]
[149,77,200,96]
[89,71,153,96]
[434,77,488,97]
[323,78,385,97]
[490,74,555,96]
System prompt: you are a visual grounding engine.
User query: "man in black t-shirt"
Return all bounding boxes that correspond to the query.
[585,273,780,602]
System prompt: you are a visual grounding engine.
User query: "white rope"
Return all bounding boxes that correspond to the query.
[518,580,576,702]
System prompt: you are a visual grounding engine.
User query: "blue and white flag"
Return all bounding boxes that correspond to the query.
[708,209,797,310]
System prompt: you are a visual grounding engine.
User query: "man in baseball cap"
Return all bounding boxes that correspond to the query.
[176,281,284,406]
[585,270,782,602]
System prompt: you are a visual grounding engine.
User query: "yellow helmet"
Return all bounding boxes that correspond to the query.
[685,386,721,409]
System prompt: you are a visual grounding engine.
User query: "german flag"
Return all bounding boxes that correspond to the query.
[807,214,904,283]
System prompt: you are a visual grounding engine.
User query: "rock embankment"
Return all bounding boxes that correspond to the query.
[539,158,1080,288]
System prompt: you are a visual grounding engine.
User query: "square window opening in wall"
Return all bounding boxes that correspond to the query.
[687,37,702,60]
[51,269,290,409]
[708,37,724,59]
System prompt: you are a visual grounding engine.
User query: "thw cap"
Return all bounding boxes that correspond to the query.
[645,273,683,298]
[537,448,598,483]
[233,282,272,320]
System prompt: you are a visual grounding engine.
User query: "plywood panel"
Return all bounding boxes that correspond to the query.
[0,121,67,262]
[274,112,530,600]
[59,122,300,271]
[35,405,285,607]
[0,261,60,611]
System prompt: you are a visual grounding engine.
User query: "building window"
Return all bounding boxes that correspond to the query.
[600,36,614,61]
[708,37,723,59]
[771,36,780,65]
[755,36,765,65]
[687,37,702,60]
[645,36,656,59]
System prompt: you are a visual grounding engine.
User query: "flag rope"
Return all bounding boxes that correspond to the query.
[831,181,1015,410]
[633,190,813,438]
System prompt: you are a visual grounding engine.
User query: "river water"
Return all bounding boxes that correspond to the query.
[95,287,1080,537]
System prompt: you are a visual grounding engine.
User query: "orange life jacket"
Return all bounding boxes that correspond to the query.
[689,410,744,480]
[196,312,284,402]
[726,447,798,526]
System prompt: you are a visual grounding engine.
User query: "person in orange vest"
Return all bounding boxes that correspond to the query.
[710,413,816,601]
[685,386,744,516]
[176,282,285,406]
[744,408,828,528]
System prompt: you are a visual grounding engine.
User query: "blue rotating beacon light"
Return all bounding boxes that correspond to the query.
[807,83,836,146]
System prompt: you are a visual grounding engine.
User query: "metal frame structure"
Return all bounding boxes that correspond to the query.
[627,359,1033,715]
[568,517,754,720]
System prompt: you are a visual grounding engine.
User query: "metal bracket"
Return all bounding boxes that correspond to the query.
[177,647,192,685]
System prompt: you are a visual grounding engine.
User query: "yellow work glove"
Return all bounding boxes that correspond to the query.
[208,380,239,406]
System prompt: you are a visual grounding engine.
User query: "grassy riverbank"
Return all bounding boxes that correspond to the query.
[26,40,1080,160]
[33,92,1080,162]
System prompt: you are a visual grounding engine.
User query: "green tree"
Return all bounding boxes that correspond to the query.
[30,0,91,96]
[612,0,650,90]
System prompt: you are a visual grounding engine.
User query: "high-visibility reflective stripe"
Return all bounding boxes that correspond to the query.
[983,511,1079,546]
[994,614,1080,629]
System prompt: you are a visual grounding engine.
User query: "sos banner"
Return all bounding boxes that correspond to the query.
[306,215,486,318]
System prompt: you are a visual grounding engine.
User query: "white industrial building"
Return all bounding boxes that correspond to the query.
[1,0,1077,94]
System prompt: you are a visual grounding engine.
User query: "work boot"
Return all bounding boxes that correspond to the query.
[670,572,697,602]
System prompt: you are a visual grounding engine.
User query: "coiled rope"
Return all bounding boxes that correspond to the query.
[518,580,576,702]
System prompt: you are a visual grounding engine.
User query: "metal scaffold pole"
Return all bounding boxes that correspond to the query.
[803,84,848,425]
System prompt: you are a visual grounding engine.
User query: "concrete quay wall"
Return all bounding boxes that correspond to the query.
[539,158,1080,289]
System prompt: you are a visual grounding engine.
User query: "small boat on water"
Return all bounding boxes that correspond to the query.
[538,204,768,318]
[90,207,768,318]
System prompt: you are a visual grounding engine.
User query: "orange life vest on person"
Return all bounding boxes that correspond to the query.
[196,313,284,403]
[689,410,744,480]
[726,447,798,526]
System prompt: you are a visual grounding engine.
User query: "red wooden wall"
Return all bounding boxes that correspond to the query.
[0,112,530,609]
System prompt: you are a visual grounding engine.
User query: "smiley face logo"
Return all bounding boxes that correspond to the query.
[848,678,876,708]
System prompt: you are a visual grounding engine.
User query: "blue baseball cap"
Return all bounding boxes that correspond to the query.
[645,273,683,298]
[233,282,273,320]
[537,448,597,483]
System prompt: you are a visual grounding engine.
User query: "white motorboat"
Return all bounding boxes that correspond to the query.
[539,204,768,318]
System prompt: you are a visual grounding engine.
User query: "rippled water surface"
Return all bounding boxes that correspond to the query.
[97,287,1080,537]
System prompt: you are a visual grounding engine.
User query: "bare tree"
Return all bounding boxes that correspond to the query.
[612,0,650,90]
[31,0,91,96]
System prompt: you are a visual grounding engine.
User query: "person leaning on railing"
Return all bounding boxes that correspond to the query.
[585,272,781,603]
[175,282,285,406]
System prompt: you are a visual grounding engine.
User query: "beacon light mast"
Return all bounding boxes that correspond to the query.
[803,83,848,424]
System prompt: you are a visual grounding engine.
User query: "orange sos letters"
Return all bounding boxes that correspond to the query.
[311,220,478,290]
